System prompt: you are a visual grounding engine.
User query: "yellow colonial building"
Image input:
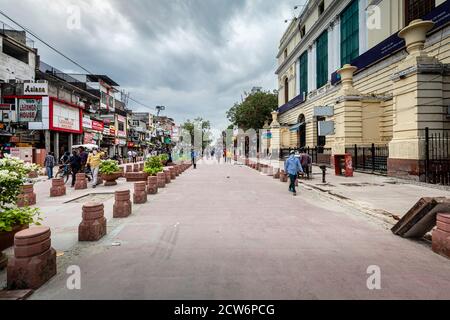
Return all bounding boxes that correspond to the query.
[272,0,450,182]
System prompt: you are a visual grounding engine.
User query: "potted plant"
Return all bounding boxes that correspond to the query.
[99,159,121,186]
[159,154,169,166]
[0,155,42,269]
[144,156,164,176]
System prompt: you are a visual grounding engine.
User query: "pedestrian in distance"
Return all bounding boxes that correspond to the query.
[87,147,104,188]
[79,147,88,171]
[299,148,312,179]
[45,152,56,180]
[284,150,304,196]
[69,150,82,188]
[191,149,197,169]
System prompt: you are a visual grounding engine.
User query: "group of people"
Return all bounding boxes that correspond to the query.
[44,146,105,188]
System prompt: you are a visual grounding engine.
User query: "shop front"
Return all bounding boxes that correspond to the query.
[82,116,104,146]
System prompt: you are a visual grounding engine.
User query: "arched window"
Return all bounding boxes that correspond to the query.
[284,77,289,104]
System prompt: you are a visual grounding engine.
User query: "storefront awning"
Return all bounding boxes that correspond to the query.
[289,122,305,132]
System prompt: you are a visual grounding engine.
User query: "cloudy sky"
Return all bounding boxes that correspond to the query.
[0,0,305,130]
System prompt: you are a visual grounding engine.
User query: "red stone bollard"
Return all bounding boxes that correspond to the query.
[174,165,180,177]
[164,170,171,184]
[119,166,125,178]
[273,169,280,179]
[79,203,107,241]
[17,184,37,207]
[113,190,132,218]
[157,172,166,188]
[133,182,147,204]
[133,164,139,172]
[268,166,274,177]
[74,173,87,190]
[126,165,133,173]
[139,163,144,171]
[147,176,158,195]
[280,170,288,183]
[169,167,177,180]
[432,213,450,259]
[7,226,57,290]
[125,172,149,183]
[50,178,66,197]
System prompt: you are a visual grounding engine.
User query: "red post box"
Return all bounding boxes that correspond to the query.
[334,154,353,177]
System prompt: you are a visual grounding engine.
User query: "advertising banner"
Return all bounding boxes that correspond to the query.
[82,115,92,129]
[18,99,42,122]
[91,120,104,132]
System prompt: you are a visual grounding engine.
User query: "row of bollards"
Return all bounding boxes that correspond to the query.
[5,162,193,292]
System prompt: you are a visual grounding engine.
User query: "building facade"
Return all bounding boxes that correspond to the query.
[272,0,450,182]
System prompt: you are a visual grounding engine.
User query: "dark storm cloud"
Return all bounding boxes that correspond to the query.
[0,0,298,129]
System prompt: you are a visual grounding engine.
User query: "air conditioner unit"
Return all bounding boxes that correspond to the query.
[36,80,48,84]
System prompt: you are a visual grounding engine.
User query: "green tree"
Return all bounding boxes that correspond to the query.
[181,117,212,153]
[226,90,278,131]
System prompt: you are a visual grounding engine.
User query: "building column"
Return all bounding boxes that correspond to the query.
[68,133,73,151]
[45,130,51,153]
[388,19,443,180]
[333,64,363,155]
[54,132,60,161]
[270,111,281,168]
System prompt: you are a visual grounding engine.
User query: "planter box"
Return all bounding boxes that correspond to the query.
[0,225,29,252]
[102,173,121,186]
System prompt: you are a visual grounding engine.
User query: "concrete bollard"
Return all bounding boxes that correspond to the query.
[50,178,66,197]
[273,169,280,179]
[17,184,37,207]
[147,176,158,195]
[164,170,171,184]
[133,182,147,204]
[7,226,57,290]
[280,170,288,183]
[113,190,132,218]
[157,172,166,188]
[126,165,133,173]
[79,203,107,241]
[74,173,87,190]
[432,213,450,259]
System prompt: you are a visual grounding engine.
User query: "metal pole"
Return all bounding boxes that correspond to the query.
[372,143,375,173]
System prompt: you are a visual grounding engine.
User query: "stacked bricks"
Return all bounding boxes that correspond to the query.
[432,213,450,259]
[133,164,139,172]
[74,173,88,190]
[126,172,149,183]
[113,190,132,218]
[164,170,172,184]
[157,172,166,188]
[50,178,66,197]
[133,182,147,204]
[17,184,36,207]
[7,227,57,290]
[79,203,107,241]
[147,176,158,195]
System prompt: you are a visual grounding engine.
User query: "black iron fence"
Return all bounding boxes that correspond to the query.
[345,144,389,174]
[424,128,450,185]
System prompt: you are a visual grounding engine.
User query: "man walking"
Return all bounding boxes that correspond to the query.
[45,152,56,180]
[69,150,82,188]
[87,147,104,188]
[191,149,197,169]
[284,150,303,196]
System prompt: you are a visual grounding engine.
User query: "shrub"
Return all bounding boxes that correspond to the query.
[144,156,163,176]
[0,155,42,232]
[99,160,120,175]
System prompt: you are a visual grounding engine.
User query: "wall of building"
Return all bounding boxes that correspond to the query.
[0,35,36,82]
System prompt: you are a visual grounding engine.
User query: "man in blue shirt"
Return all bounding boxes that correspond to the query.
[284,150,304,196]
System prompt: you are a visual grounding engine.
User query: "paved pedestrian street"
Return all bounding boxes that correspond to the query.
[2,162,448,300]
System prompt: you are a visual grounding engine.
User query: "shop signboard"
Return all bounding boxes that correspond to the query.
[103,126,111,136]
[91,120,104,132]
[109,126,116,136]
[23,82,48,96]
[18,99,42,122]
[82,115,92,129]
[84,132,95,144]
[51,100,81,133]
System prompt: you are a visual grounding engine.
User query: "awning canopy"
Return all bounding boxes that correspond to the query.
[289,122,306,132]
